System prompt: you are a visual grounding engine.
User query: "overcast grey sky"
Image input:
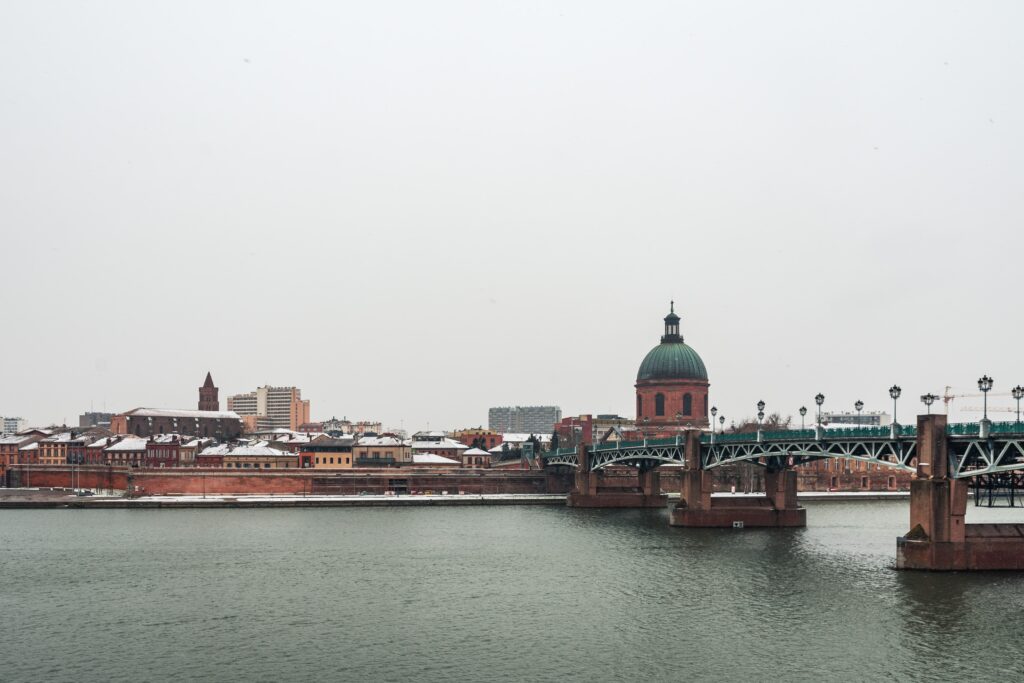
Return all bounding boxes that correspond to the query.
[2,1,1023,431]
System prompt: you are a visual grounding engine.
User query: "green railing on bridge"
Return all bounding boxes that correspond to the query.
[700,424,918,444]
[545,447,579,459]
[947,421,1024,436]
[591,437,680,452]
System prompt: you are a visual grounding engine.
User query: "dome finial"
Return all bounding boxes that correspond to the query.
[670,299,674,314]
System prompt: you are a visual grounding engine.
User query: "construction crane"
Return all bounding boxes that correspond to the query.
[943,386,1012,414]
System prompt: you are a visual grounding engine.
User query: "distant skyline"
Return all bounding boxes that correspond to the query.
[3,2,1023,430]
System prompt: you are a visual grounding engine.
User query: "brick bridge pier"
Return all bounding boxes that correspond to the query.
[670,430,805,527]
[898,414,1024,570]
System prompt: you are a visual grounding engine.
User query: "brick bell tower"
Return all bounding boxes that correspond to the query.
[199,371,220,411]
[635,302,710,435]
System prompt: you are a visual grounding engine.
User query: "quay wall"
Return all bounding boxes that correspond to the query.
[5,465,575,497]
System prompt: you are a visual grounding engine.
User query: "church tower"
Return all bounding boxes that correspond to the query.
[199,372,220,412]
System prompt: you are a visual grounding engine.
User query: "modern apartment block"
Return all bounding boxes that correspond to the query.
[78,412,114,429]
[488,405,562,435]
[227,386,311,432]
[2,417,27,435]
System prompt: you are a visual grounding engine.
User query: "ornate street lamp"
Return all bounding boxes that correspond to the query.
[710,406,718,433]
[719,415,725,432]
[889,385,902,425]
[675,411,684,433]
[814,393,825,425]
[756,400,766,442]
[920,393,937,415]
[854,400,864,425]
[978,375,993,421]
[1012,385,1024,424]
[799,406,807,430]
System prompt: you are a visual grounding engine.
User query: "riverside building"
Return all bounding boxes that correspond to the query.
[227,385,311,432]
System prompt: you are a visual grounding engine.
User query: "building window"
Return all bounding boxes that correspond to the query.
[704,395,708,416]
[329,457,334,464]
[637,395,642,417]
[683,393,692,416]
[861,476,868,489]
[830,476,837,488]
[888,476,896,489]
[655,394,665,417]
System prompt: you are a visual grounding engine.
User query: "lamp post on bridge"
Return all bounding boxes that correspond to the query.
[719,415,725,433]
[978,375,993,438]
[642,416,650,441]
[799,406,807,430]
[757,400,765,442]
[814,393,825,426]
[889,385,902,438]
[920,393,937,415]
[710,406,718,433]
[854,400,864,425]
[1012,385,1024,424]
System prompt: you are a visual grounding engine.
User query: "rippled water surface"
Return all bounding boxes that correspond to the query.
[2,502,1024,682]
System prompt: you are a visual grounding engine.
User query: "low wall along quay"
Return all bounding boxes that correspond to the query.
[4,465,575,497]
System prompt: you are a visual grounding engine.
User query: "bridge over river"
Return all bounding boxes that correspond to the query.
[542,414,1024,571]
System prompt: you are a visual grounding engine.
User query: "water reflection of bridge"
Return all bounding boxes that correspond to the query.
[542,415,1024,571]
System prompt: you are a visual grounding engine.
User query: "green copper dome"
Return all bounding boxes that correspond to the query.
[636,302,708,381]
[637,342,708,381]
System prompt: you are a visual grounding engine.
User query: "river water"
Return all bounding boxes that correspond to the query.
[1,501,1023,682]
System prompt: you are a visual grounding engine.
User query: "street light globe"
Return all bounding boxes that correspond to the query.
[799,406,807,417]
[889,385,902,400]
[710,406,718,418]
[757,400,766,413]
[855,400,864,412]
[1013,386,1024,401]
[978,375,993,392]
[815,393,825,407]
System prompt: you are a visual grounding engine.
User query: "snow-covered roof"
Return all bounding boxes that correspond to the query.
[0,435,34,445]
[199,444,231,456]
[411,438,467,451]
[88,436,118,448]
[41,432,81,443]
[357,436,407,447]
[105,438,148,452]
[412,453,460,465]
[19,442,39,451]
[150,433,187,444]
[502,433,552,444]
[463,448,490,456]
[125,408,241,420]
[227,446,295,457]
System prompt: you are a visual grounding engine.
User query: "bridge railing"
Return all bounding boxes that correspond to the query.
[591,437,680,452]
[545,447,579,459]
[946,421,1024,436]
[701,425,918,444]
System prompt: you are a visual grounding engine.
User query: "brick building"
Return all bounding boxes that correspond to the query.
[198,372,219,411]
[451,428,503,450]
[111,408,243,440]
[635,303,709,435]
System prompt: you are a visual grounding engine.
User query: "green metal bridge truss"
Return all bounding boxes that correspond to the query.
[541,422,1024,478]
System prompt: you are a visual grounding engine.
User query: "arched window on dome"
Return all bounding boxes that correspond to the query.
[655,393,665,416]
[683,393,692,416]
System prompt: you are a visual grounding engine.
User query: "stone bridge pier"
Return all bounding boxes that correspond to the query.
[898,414,1024,570]
[670,430,806,528]
[566,447,667,508]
